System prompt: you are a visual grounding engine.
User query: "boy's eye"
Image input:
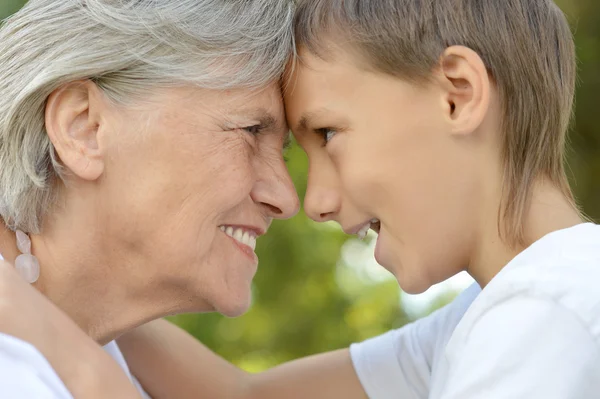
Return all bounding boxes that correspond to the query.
[315,128,337,146]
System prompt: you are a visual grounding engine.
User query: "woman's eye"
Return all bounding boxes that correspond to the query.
[242,125,263,136]
[315,128,337,146]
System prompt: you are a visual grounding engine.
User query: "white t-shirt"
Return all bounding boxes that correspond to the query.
[350,222,600,398]
[0,335,151,398]
[0,253,151,398]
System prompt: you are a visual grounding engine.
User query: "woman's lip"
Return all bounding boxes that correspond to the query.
[224,233,258,263]
[219,224,267,237]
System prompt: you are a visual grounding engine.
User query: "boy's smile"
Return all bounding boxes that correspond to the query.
[285,46,488,294]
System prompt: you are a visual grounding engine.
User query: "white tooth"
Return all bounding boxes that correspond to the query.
[224,227,257,252]
[220,226,225,232]
[234,228,243,242]
[371,218,379,223]
[357,224,369,240]
[242,231,250,246]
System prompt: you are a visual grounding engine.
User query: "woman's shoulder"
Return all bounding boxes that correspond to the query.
[0,332,74,398]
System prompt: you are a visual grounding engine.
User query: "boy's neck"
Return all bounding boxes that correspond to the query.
[469,179,584,288]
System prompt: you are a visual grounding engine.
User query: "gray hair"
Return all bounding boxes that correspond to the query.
[0,0,295,233]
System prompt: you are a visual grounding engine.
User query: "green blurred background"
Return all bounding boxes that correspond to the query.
[2,0,599,372]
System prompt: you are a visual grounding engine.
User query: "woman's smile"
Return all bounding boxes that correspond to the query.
[220,225,262,263]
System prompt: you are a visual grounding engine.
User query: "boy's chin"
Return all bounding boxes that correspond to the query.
[398,280,432,296]
[394,270,436,295]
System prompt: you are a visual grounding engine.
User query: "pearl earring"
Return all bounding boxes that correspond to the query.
[15,230,40,283]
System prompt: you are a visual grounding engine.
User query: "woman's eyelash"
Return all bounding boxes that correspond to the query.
[242,124,264,135]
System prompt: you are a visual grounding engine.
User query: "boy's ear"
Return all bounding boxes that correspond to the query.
[436,46,490,136]
[45,80,107,181]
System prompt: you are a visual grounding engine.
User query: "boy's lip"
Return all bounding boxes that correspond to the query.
[343,221,370,235]
[371,220,381,234]
[342,218,380,235]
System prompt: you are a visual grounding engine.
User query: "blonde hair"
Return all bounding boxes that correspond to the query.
[0,0,295,233]
[295,0,578,245]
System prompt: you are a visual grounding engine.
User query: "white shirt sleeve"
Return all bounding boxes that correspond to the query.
[441,296,600,399]
[0,333,74,398]
[350,283,480,399]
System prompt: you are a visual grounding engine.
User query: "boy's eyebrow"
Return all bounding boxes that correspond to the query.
[295,108,330,133]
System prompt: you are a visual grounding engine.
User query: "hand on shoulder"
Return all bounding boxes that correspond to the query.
[0,260,141,399]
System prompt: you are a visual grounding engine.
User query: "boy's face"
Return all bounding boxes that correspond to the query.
[285,48,482,294]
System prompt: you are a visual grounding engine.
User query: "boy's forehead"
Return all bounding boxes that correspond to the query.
[287,50,364,93]
[283,57,342,119]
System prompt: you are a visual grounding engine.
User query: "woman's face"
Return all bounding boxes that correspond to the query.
[93,83,299,317]
[284,49,482,294]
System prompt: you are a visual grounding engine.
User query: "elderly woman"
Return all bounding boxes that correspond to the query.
[0,0,298,397]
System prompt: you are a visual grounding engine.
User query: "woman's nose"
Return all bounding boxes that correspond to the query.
[251,159,300,220]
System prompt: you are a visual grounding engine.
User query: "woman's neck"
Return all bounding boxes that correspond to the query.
[0,224,19,261]
[0,217,180,345]
[469,180,584,288]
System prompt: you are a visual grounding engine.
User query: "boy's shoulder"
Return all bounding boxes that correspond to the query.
[441,223,600,399]
[456,223,600,345]
[488,222,600,320]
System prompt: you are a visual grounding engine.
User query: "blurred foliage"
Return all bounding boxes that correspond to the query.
[0,0,23,17]
[2,0,599,372]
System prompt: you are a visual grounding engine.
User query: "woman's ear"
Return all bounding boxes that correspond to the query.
[436,45,491,137]
[45,80,107,181]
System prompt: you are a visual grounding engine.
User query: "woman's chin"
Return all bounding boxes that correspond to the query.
[217,298,252,318]
[170,282,253,317]
[210,287,253,318]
